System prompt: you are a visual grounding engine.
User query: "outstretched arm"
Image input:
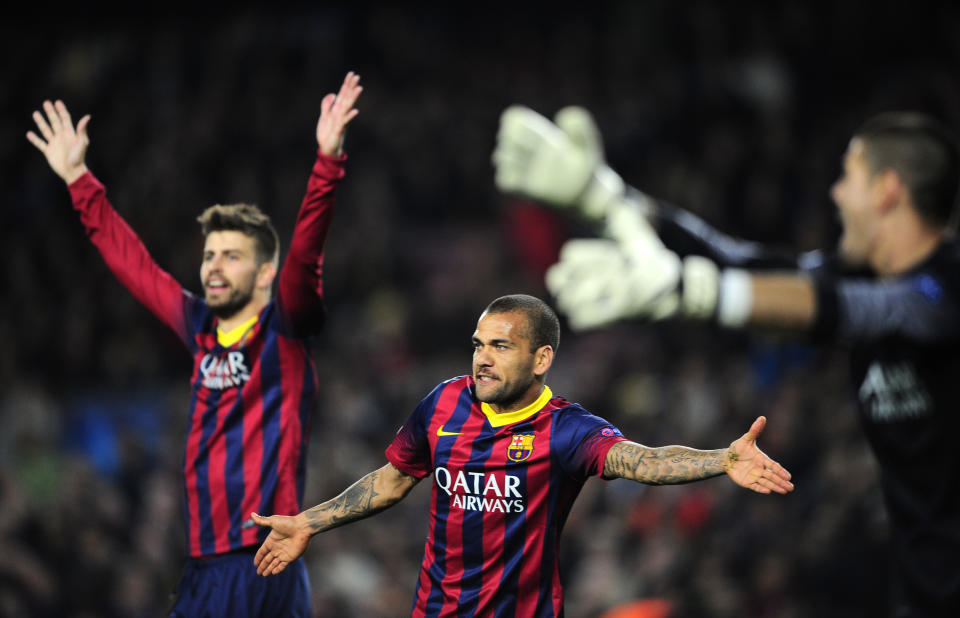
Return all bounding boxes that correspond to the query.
[26,100,190,341]
[277,71,363,335]
[252,462,419,576]
[604,416,794,495]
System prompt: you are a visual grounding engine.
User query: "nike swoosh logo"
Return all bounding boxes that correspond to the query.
[437,426,461,437]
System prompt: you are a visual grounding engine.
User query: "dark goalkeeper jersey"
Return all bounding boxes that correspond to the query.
[657,202,960,613]
[386,376,627,618]
[818,241,960,614]
[68,150,345,557]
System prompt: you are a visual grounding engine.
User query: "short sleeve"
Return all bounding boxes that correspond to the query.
[552,405,628,479]
[385,384,444,479]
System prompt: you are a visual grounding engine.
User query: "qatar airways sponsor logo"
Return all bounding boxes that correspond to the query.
[434,466,524,513]
[199,351,250,390]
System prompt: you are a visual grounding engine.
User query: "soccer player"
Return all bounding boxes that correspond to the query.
[250,294,794,617]
[26,72,363,617]
[493,106,960,617]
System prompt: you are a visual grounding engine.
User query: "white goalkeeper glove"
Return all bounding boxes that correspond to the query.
[493,105,633,221]
[545,238,727,331]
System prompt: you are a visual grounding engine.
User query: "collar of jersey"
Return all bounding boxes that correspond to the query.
[480,385,553,427]
[217,315,259,347]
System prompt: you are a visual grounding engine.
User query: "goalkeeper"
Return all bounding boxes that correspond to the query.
[494,106,960,617]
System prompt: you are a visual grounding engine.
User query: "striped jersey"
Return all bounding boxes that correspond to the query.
[68,151,345,557]
[386,375,627,617]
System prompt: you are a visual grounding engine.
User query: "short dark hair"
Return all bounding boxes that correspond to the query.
[855,112,960,228]
[483,294,560,353]
[197,203,280,266]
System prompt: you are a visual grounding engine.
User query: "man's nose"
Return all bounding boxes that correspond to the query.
[474,347,493,365]
[830,180,842,205]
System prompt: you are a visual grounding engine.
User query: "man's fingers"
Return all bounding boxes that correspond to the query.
[76,114,91,139]
[43,100,62,133]
[335,71,362,109]
[26,131,47,152]
[55,100,73,132]
[747,415,766,440]
[320,93,336,117]
[33,110,54,141]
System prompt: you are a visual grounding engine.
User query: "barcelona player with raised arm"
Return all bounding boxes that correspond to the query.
[27,72,362,618]
[251,294,793,617]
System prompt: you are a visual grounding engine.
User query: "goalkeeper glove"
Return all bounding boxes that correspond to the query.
[493,105,633,222]
[546,238,733,331]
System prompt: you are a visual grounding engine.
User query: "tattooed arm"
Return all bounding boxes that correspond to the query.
[251,462,420,576]
[604,416,794,495]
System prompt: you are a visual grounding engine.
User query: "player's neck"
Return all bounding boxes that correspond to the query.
[217,294,269,333]
[872,212,944,276]
[487,383,545,415]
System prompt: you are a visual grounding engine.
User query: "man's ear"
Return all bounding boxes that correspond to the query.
[256,260,277,290]
[534,345,554,378]
[876,168,906,215]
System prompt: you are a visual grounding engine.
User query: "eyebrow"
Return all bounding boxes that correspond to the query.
[472,336,514,346]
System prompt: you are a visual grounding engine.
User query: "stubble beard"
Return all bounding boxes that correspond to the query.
[207,283,255,320]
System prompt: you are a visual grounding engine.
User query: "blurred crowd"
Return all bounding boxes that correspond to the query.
[2,3,959,616]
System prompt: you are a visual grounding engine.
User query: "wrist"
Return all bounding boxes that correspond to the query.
[64,164,89,185]
[716,268,752,327]
[722,447,737,473]
[293,512,317,537]
[580,164,626,221]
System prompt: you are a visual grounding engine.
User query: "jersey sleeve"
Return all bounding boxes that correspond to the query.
[552,405,628,480]
[652,198,806,270]
[812,270,960,343]
[274,151,346,337]
[68,172,195,346]
[384,384,444,479]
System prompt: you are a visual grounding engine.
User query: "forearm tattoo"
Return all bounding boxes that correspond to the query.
[304,468,414,533]
[606,442,727,484]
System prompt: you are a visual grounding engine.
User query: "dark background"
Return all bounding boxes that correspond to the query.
[2,2,959,616]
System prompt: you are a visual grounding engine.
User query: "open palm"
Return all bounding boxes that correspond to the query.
[251,512,312,576]
[26,100,90,184]
[725,416,794,494]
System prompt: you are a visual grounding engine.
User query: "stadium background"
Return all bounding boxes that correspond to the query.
[2,3,959,616]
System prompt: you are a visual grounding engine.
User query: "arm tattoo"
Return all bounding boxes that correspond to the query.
[606,442,727,484]
[304,467,416,533]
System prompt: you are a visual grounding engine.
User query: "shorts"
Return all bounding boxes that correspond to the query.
[169,549,310,618]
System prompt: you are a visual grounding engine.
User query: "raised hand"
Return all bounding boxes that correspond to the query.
[316,71,363,157]
[493,106,603,213]
[724,416,794,494]
[26,100,91,184]
[250,512,312,576]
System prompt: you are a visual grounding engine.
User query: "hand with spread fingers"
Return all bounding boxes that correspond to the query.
[317,71,363,157]
[26,100,91,184]
[724,416,794,495]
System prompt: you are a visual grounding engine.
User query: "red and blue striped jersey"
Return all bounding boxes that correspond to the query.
[68,151,345,557]
[386,375,627,617]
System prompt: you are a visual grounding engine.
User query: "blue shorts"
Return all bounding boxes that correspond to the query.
[169,549,310,618]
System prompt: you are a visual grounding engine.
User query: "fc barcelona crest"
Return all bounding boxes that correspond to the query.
[507,433,535,462]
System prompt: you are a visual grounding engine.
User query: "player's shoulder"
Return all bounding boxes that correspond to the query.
[906,238,960,297]
[547,396,610,424]
[418,375,475,405]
